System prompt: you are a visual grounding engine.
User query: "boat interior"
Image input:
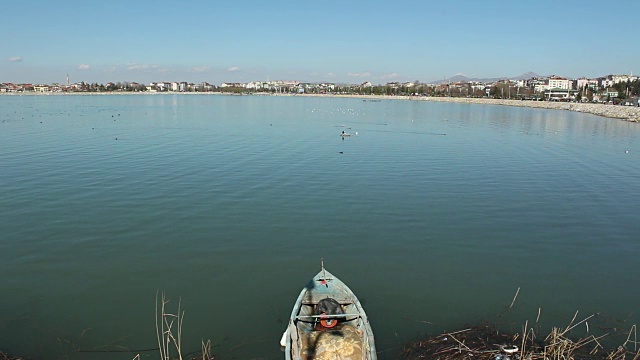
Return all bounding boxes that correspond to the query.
[296,295,361,329]
[293,294,368,360]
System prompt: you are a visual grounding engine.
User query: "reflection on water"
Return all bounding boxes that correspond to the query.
[1,94,639,359]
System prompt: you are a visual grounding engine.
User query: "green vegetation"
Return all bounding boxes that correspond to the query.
[3,78,639,104]
[612,79,640,99]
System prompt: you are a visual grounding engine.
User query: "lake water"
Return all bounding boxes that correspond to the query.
[1,94,639,359]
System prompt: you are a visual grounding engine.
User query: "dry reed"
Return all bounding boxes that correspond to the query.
[156,291,185,360]
[399,299,638,360]
[153,292,215,360]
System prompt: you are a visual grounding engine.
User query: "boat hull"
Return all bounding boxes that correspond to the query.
[283,269,376,360]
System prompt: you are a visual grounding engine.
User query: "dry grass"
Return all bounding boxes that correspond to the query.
[153,292,215,360]
[0,351,25,360]
[398,309,639,359]
[398,320,639,359]
[200,339,213,360]
[156,291,185,360]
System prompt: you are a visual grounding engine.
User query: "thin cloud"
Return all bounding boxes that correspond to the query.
[227,66,240,72]
[8,56,23,62]
[189,66,211,73]
[381,72,399,80]
[78,64,90,70]
[347,72,371,78]
[127,64,159,71]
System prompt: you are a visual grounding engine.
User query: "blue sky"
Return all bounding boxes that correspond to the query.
[2,0,639,85]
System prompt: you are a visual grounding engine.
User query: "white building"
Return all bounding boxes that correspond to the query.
[245,82,262,90]
[548,76,570,90]
[534,82,549,93]
[220,82,245,88]
[576,78,599,90]
[612,74,639,84]
[34,85,50,93]
[150,82,171,91]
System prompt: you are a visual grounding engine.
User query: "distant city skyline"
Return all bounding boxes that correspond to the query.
[2,0,639,85]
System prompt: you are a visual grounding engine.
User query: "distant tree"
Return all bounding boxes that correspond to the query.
[489,86,500,98]
[386,86,396,95]
[488,83,508,99]
[576,88,583,102]
[631,80,640,96]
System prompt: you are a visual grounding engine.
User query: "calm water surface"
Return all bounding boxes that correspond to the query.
[1,94,639,359]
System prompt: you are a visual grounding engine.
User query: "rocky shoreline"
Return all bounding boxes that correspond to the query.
[298,94,640,123]
[415,96,640,122]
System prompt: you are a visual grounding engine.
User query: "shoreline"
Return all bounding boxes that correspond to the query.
[2,92,638,122]
[293,93,640,122]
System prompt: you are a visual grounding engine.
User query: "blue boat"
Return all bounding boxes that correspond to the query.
[281,266,377,360]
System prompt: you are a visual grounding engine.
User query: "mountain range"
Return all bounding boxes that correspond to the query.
[427,71,545,84]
